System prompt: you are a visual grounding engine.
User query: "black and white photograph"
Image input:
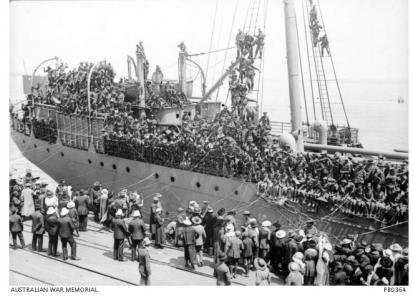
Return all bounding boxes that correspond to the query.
[5,0,411,292]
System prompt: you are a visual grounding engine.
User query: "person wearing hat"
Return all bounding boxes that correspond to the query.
[23,168,33,185]
[394,248,408,285]
[75,189,90,232]
[154,207,165,249]
[181,218,197,269]
[214,252,231,286]
[55,179,66,197]
[254,258,271,285]
[37,182,48,214]
[67,200,79,232]
[375,256,394,285]
[225,227,244,278]
[128,210,146,261]
[203,206,215,255]
[111,209,129,261]
[269,229,287,275]
[58,207,79,260]
[225,209,237,227]
[90,181,102,222]
[258,220,271,259]
[242,210,251,227]
[44,190,58,212]
[192,216,206,267]
[285,262,304,285]
[150,196,161,240]
[99,189,109,222]
[174,207,186,247]
[9,207,25,249]
[213,217,226,264]
[200,201,210,218]
[45,207,59,257]
[30,204,45,252]
[20,182,35,221]
[137,237,152,285]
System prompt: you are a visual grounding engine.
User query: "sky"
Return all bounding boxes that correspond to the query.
[9,0,409,146]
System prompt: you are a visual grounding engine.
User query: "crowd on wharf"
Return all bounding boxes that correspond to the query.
[10,170,408,286]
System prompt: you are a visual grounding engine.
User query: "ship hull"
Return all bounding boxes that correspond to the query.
[10,129,408,246]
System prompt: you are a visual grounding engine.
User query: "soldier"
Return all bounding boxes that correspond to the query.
[128,210,146,261]
[58,207,79,260]
[254,28,265,59]
[112,209,129,261]
[9,207,25,249]
[319,35,330,56]
[30,205,45,252]
[137,237,152,285]
[235,29,245,58]
[214,252,231,285]
[75,189,90,231]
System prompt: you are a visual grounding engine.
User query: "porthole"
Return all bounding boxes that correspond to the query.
[34,144,37,148]
[100,162,104,167]
[46,148,50,153]
[214,186,219,191]
[126,167,130,173]
[170,176,175,182]
[88,159,92,164]
[234,190,239,196]
[112,164,117,170]
[196,182,201,188]
[154,173,159,179]
[60,152,64,157]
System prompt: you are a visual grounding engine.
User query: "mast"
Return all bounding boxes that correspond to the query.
[283,0,304,152]
[136,43,146,118]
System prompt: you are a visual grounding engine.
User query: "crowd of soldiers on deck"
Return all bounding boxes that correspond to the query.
[230,28,265,119]
[309,2,330,56]
[10,170,408,285]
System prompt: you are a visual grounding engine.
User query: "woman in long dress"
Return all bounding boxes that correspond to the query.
[20,183,35,220]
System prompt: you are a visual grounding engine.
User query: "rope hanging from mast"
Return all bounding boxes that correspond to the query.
[205,0,219,81]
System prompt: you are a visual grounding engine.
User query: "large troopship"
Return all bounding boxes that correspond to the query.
[10,0,408,245]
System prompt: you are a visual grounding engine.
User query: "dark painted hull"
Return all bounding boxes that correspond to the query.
[10,129,408,246]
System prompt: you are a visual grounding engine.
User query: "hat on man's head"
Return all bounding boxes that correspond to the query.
[262,220,272,227]
[115,209,124,216]
[60,208,69,216]
[192,216,202,225]
[242,210,251,216]
[389,243,403,252]
[207,207,214,213]
[131,210,141,218]
[254,258,267,271]
[67,201,75,209]
[275,230,286,239]
[46,207,56,215]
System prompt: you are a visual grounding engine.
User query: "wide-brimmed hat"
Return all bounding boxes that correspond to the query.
[242,210,251,216]
[275,230,286,239]
[341,238,352,245]
[207,207,213,213]
[254,258,267,271]
[93,181,100,186]
[60,207,69,216]
[143,237,151,246]
[101,189,108,195]
[218,253,227,262]
[153,196,160,202]
[67,201,75,209]
[293,252,304,261]
[131,210,141,217]
[154,193,162,198]
[383,249,392,257]
[380,256,394,269]
[191,216,202,225]
[46,207,56,215]
[389,243,403,252]
[115,209,124,216]
[262,220,272,227]
[288,262,299,272]
[183,218,192,226]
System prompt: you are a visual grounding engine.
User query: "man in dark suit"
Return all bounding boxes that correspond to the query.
[58,207,79,260]
[45,207,59,256]
[111,209,129,261]
[128,210,146,261]
[9,207,25,249]
[30,205,45,251]
[75,189,90,231]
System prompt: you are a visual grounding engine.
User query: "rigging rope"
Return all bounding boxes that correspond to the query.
[215,0,240,102]
[205,0,219,82]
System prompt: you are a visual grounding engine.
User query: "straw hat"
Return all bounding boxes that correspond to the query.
[191,216,202,225]
[183,218,192,226]
[262,220,272,227]
[115,209,124,216]
[131,210,141,218]
[288,262,299,272]
[143,237,151,246]
[46,207,56,215]
[389,243,403,252]
[275,230,286,239]
[60,207,69,217]
[254,258,267,271]
[67,201,75,209]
